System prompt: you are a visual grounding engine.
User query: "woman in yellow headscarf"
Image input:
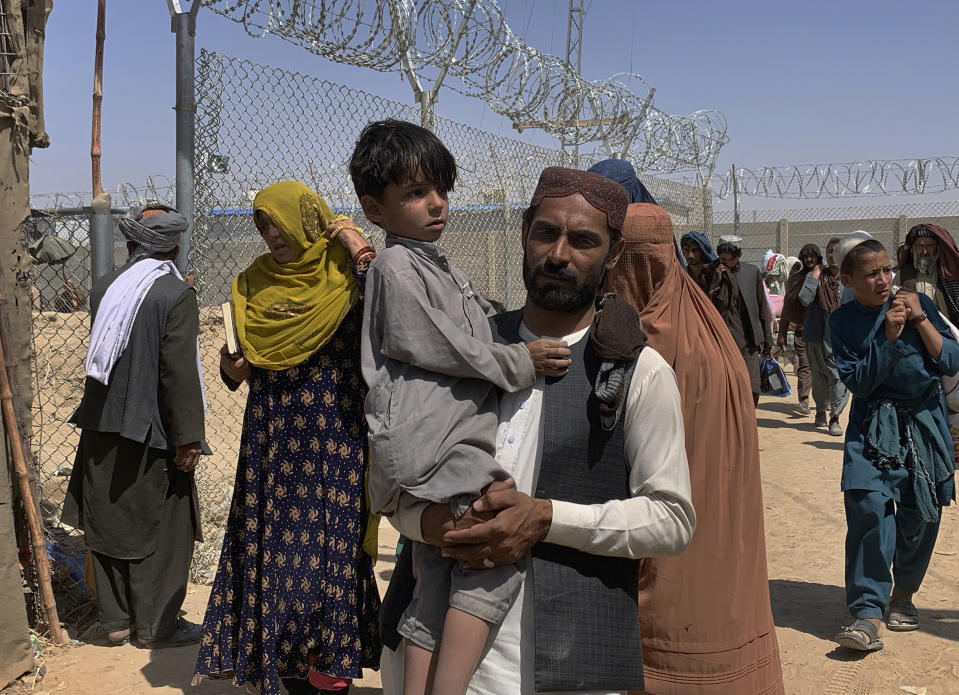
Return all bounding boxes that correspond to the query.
[194,182,381,695]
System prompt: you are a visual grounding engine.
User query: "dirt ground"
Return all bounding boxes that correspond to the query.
[5,394,959,695]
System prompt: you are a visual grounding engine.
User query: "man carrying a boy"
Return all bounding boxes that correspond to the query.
[378,166,696,695]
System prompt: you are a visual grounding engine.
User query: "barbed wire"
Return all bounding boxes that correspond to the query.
[200,0,728,175]
[669,156,959,199]
[30,175,177,210]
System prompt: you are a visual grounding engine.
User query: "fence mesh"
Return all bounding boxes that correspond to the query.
[712,200,959,266]
[23,50,959,592]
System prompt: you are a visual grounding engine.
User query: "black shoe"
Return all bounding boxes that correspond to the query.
[282,678,319,695]
[137,617,202,649]
[814,412,828,428]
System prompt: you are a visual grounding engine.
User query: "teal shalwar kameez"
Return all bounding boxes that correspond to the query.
[829,292,958,619]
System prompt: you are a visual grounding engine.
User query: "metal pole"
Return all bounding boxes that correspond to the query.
[418,90,435,131]
[90,197,114,281]
[731,162,740,238]
[172,7,197,274]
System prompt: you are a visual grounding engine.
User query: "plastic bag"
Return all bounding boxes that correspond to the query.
[760,357,792,397]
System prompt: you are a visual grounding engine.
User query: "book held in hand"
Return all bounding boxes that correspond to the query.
[221,301,241,355]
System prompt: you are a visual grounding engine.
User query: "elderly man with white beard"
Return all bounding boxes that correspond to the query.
[898,224,959,326]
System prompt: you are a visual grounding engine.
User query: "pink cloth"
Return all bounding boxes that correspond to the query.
[308,668,351,690]
[767,293,783,319]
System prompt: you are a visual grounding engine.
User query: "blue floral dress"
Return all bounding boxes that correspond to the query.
[194,302,381,694]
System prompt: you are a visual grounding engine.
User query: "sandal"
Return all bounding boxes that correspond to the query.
[835,619,884,651]
[886,598,920,632]
[107,627,133,646]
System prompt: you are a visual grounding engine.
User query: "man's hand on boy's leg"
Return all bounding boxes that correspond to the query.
[418,479,513,546]
[441,490,552,568]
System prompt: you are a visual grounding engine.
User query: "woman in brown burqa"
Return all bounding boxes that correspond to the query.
[605,203,784,695]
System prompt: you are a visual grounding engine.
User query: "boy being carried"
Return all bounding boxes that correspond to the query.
[350,120,570,695]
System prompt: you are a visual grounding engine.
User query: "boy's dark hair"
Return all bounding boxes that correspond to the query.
[349,119,457,199]
[840,239,887,276]
[716,241,742,257]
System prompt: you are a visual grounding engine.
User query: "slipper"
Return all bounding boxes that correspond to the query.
[886,598,920,632]
[107,627,133,646]
[835,619,884,651]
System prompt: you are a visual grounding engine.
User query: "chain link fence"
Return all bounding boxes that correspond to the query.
[26,50,958,591]
[712,200,959,266]
[187,51,710,575]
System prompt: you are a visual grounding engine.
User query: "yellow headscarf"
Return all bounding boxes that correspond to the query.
[232,181,358,370]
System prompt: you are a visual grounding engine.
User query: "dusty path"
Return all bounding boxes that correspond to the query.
[5,395,959,695]
[758,398,959,695]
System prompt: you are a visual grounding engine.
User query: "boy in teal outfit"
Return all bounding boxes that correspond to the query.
[830,238,958,652]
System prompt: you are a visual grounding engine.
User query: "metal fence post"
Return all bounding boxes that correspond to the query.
[172,6,199,274]
[777,217,789,256]
[731,163,740,238]
[90,192,114,281]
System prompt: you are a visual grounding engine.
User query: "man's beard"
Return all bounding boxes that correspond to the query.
[522,255,607,312]
[914,251,939,275]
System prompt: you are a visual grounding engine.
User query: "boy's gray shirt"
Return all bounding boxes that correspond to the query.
[361,236,536,515]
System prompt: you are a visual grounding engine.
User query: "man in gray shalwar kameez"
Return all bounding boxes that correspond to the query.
[63,205,206,648]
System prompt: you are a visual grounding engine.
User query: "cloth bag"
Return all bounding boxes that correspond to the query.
[760,357,792,397]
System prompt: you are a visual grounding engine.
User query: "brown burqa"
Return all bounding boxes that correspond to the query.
[605,204,784,695]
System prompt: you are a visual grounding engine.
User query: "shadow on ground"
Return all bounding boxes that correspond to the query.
[142,647,386,693]
[770,579,959,648]
[757,401,805,417]
[757,418,818,432]
[142,644,235,694]
[769,579,846,641]
[801,440,844,451]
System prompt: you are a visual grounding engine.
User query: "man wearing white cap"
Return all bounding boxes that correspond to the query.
[834,231,873,304]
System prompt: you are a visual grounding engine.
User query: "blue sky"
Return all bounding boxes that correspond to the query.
[30,1,959,209]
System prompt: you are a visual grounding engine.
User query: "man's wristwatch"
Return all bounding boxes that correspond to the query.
[910,311,929,326]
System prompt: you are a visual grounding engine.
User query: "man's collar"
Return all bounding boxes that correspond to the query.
[386,235,447,262]
[518,318,590,346]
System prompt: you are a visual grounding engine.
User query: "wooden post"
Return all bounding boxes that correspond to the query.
[0,292,63,644]
[0,1,55,674]
[895,214,909,251]
[91,0,106,197]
